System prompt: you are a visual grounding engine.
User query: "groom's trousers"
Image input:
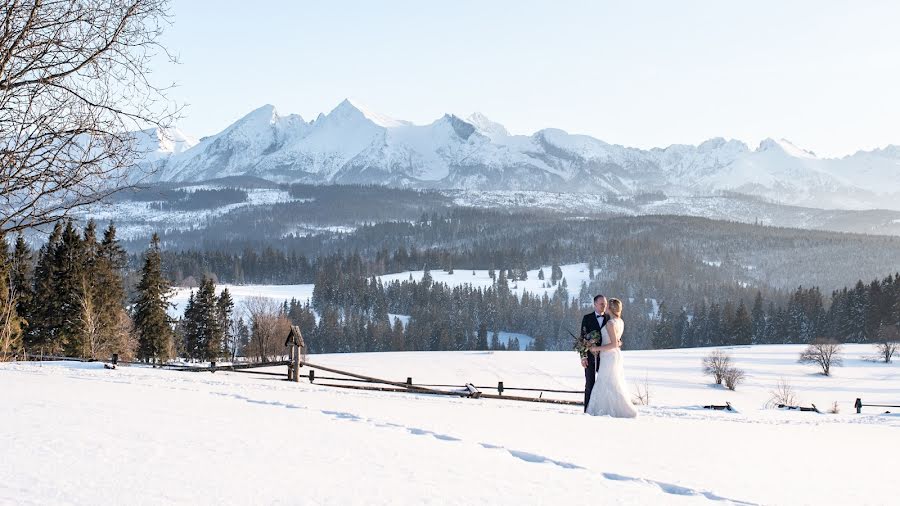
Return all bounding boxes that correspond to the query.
[584,353,598,412]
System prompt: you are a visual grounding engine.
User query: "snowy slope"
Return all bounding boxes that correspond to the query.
[2,345,897,505]
[138,100,900,211]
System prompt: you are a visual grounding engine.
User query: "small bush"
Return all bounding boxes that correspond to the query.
[632,373,650,406]
[766,377,797,408]
[703,350,731,385]
[723,367,745,391]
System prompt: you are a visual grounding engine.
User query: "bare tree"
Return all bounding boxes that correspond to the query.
[874,326,899,364]
[702,349,731,385]
[76,277,103,358]
[0,285,23,359]
[75,276,135,360]
[799,338,843,376]
[244,296,290,363]
[1,0,181,235]
[723,367,745,391]
[766,377,797,408]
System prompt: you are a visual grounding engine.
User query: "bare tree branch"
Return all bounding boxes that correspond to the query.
[1,0,181,235]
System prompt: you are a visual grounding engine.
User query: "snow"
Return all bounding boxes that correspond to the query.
[170,283,315,316]
[377,263,593,303]
[341,98,410,128]
[388,314,410,328]
[2,344,897,505]
[79,188,300,241]
[169,263,590,320]
[491,331,533,350]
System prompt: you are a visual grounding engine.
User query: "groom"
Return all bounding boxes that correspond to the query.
[580,294,609,412]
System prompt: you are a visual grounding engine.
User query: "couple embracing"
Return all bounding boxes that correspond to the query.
[579,294,638,418]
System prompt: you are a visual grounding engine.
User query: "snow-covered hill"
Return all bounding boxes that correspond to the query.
[3,345,897,505]
[137,99,900,211]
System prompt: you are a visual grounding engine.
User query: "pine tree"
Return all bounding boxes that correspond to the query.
[651,304,676,349]
[216,287,234,359]
[490,331,500,350]
[750,292,766,345]
[94,223,132,359]
[476,322,488,350]
[550,263,562,286]
[732,301,752,346]
[184,276,222,361]
[673,308,690,348]
[181,291,198,359]
[55,220,85,356]
[10,235,32,330]
[232,316,250,360]
[134,234,174,363]
[27,222,63,351]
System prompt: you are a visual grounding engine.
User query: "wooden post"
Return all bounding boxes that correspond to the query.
[287,346,295,381]
[292,343,300,382]
[855,398,863,414]
[498,381,504,395]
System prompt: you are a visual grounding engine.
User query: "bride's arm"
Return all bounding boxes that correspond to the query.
[597,320,621,352]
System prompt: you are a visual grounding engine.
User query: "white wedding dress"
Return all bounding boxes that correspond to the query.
[586,317,638,418]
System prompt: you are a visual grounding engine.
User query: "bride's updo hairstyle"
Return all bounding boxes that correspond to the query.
[608,298,623,318]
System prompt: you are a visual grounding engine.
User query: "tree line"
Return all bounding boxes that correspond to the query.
[4,220,899,361]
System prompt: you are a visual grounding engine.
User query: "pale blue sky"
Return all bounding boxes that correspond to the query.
[154,0,900,157]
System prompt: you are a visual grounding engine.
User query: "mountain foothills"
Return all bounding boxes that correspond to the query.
[136,99,900,211]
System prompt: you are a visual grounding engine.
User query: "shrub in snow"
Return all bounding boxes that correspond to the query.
[632,373,650,406]
[766,377,797,408]
[723,367,745,391]
[874,326,899,363]
[702,349,731,385]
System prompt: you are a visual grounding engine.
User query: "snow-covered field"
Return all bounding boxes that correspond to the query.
[170,263,592,322]
[78,188,302,240]
[2,345,897,505]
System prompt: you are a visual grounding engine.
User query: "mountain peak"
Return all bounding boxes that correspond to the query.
[241,104,278,122]
[757,138,817,159]
[466,112,509,140]
[697,137,749,153]
[331,98,408,127]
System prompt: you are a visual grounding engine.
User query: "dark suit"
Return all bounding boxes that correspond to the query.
[581,311,609,411]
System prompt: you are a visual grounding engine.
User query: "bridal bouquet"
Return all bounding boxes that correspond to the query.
[574,329,602,358]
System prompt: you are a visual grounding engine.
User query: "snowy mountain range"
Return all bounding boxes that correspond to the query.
[136,99,900,211]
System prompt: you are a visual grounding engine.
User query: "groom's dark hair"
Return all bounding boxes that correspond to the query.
[593,294,606,303]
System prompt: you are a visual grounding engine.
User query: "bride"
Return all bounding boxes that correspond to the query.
[586,298,638,418]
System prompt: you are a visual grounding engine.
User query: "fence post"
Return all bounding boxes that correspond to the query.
[498,381,504,396]
[287,346,294,381]
[855,398,863,414]
[292,343,300,382]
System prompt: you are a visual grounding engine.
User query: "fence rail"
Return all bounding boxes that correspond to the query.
[7,351,584,406]
[855,398,899,413]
